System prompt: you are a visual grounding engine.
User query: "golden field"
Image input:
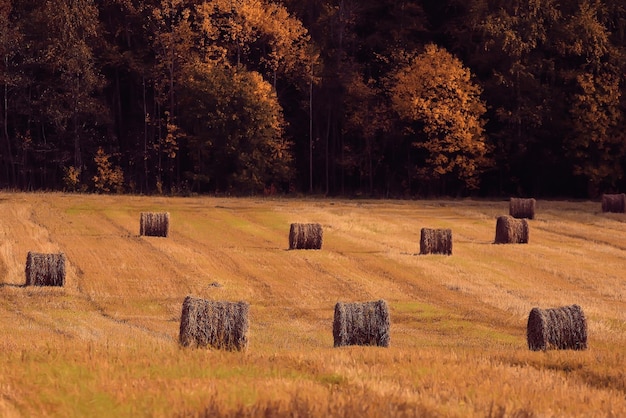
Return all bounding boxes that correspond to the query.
[0,193,624,417]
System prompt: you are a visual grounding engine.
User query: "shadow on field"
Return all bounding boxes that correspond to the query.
[0,283,26,288]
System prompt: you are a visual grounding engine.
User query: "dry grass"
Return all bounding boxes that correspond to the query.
[289,223,323,249]
[139,212,169,237]
[494,215,529,244]
[419,228,452,255]
[24,252,66,286]
[179,295,249,350]
[0,194,625,417]
[509,198,536,219]
[526,304,587,351]
[601,193,626,213]
[333,300,390,347]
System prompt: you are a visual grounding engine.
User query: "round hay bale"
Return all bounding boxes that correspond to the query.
[25,252,66,287]
[140,212,170,237]
[333,299,390,347]
[179,296,249,351]
[601,193,626,213]
[527,305,587,351]
[419,228,452,255]
[494,216,529,244]
[289,223,323,250]
[509,198,536,219]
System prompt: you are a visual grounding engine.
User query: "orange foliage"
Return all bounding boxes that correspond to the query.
[391,44,492,189]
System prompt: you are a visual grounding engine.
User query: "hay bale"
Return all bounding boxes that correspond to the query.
[419,228,452,255]
[140,212,170,237]
[333,300,390,347]
[509,198,536,219]
[494,216,529,244]
[179,296,249,351]
[25,252,66,286]
[289,223,323,250]
[527,305,587,351]
[601,193,626,213]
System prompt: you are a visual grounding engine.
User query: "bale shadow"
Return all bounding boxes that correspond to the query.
[0,283,26,288]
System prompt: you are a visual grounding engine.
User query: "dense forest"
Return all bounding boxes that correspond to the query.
[1,0,625,197]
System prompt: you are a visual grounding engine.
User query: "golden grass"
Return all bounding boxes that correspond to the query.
[0,194,625,417]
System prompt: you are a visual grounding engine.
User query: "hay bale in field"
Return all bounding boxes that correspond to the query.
[527,305,587,351]
[140,212,170,237]
[179,296,249,351]
[419,228,452,255]
[333,299,390,347]
[601,193,626,213]
[25,252,66,286]
[509,198,536,219]
[494,216,529,244]
[289,223,323,250]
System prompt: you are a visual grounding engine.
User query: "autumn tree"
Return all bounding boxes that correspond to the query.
[341,74,393,194]
[196,0,316,90]
[97,1,152,192]
[390,44,491,191]
[558,0,626,194]
[179,62,293,193]
[0,0,111,189]
[0,0,21,185]
[4,0,626,197]
[147,0,196,190]
[92,147,125,193]
[471,0,564,194]
[31,0,107,184]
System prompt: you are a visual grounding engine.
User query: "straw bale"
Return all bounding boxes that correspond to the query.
[140,212,170,237]
[601,194,626,213]
[509,198,536,219]
[179,296,249,351]
[527,305,587,351]
[289,223,323,250]
[25,252,66,287]
[494,216,529,244]
[419,228,452,255]
[333,300,390,347]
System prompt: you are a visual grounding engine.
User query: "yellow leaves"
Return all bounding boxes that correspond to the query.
[92,148,124,194]
[390,44,491,189]
[558,0,610,63]
[566,68,625,187]
[482,0,557,58]
[197,0,315,79]
[164,115,182,159]
[63,166,83,192]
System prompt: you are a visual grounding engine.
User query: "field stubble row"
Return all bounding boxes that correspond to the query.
[0,194,625,417]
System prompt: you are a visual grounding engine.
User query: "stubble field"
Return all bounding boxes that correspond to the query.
[0,193,624,417]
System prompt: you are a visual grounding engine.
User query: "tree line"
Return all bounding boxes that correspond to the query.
[1,0,625,197]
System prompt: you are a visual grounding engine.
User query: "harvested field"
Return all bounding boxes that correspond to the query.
[0,194,624,417]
